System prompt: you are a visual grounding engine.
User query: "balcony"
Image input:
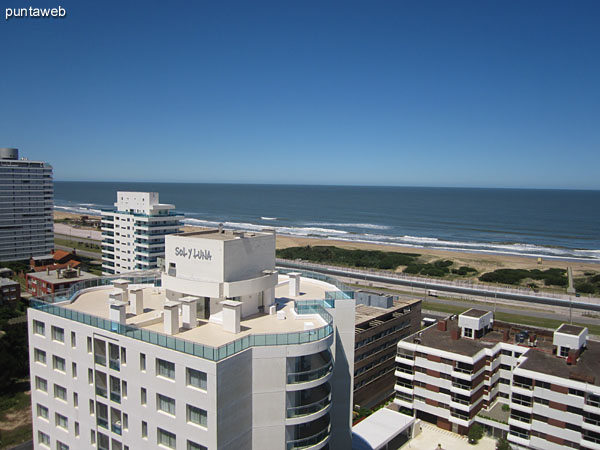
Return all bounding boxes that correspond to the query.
[287,384,331,419]
[287,351,333,385]
[286,414,330,450]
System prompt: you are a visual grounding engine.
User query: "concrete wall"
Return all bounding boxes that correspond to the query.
[223,234,275,282]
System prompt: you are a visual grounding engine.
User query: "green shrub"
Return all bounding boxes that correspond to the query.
[468,423,484,444]
[576,282,596,294]
[479,268,567,286]
[496,437,512,450]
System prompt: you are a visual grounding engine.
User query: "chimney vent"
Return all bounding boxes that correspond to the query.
[451,328,460,340]
[437,320,447,332]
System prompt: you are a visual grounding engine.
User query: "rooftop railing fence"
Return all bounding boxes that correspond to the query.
[30,269,350,363]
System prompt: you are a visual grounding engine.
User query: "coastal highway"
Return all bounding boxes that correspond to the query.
[276,259,600,313]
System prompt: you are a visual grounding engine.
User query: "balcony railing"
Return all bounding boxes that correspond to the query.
[110,391,121,403]
[97,417,108,430]
[95,386,107,398]
[109,359,120,371]
[287,394,331,418]
[287,360,333,385]
[286,425,330,450]
[30,272,337,363]
[111,423,122,435]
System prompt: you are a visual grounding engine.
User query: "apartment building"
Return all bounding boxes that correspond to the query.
[0,148,53,262]
[29,228,355,450]
[26,267,98,296]
[353,290,421,409]
[101,192,182,275]
[395,309,600,450]
[0,277,20,304]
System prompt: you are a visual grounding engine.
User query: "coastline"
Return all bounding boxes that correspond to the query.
[55,210,599,277]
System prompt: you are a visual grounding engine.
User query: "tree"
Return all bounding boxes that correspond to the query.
[496,437,512,450]
[468,424,484,444]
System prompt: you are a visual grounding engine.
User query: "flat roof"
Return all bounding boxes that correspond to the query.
[28,269,98,284]
[461,308,490,318]
[352,408,414,450]
[63,275,334,347]
[355,299,418,326]
[0,278,19,287]
[556,324,586,336]
[175,229,273,241]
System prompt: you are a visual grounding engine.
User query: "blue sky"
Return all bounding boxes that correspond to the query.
[1,1,599,188]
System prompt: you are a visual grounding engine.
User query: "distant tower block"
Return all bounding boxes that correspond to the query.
[567,267,576,294]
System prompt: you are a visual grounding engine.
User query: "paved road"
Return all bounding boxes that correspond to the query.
[55,232,100,245]
[278,260,600,312]
[55,244,101,260]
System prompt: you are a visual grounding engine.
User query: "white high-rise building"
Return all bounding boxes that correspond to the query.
[101,192,182,275]
[0,148,53,262]
[29,228,355,450]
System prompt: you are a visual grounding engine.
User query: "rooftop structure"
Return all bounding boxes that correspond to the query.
[395,309,600,449]
[26,267,98,296]
[0,148,53,262]
[101,192,182,275]
[29,229,356,450]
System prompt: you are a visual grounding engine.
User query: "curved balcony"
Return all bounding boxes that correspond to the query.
[286,413,330,450]
[287,350,333,386]
[287,383,331,421]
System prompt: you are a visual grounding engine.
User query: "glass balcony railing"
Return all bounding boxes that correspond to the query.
[97,417,108,430]
[110,391,121,403]
[287,360,333,385]
[286,425,330,450]
[287,394,331,418]
[111,423,122,435]
[109,359,120,371]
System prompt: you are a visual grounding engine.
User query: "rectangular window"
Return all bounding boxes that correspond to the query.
[73,392,78,407]
[88,368,94,384]
[156,358,175,379]
[140,353,146,371]
[157,427,176,449]
[121,347,127,365]
[53,355,66,372]
[141,387,147,405]
[187,442,207,450]
[75,421,80,437]
[72,362,77,378]
[56,442,69,450]
[87,336,92,353]
[71,331,76,347]
[187,405,207,427]
[35,376,48,393]
[123,413,128,430]
[51,326,65,342]
[55,412,68,429]
[37,403,49,419]
[142,421,148,438]
[34,348,47,365]
[33,320,45,336]
[186,368,207,390]
[54,384,67,401]
[90,399,95,415]
[38,431,50,446]
[122,380,128,398]
[157,393,176,415]
[91,430,96,445]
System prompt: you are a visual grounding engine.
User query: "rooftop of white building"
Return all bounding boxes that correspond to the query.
[180,229,273,241]
[62,274,333,347]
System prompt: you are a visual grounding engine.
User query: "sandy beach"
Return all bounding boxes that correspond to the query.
[55,210,599,278]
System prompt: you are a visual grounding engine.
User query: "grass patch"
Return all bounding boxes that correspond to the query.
[55,237,101,254]
[423,301,600,335]
[0,423,32,449]
[276,245,419,270]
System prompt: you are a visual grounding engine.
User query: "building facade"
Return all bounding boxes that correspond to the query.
[29,228,355,450]
[0,277,20,304]
[101,192,182,275]
[395,309,600,450]
[0,148,53,262]
[26,267,98,296]
[353,290,421,410]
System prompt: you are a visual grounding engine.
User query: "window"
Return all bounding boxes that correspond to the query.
[91,430,96,445]
[54,384,67,401]
[560,347,570,357]
[88,368,94,384]
[122,380,128,398]
[123,413,128,430]
[53,355,66,372]
[55,412,68,429]
[188,442,207,450]
[464,328,473,338]
[51,326,65,342]
[38,431,50,446]
[75,421,80,437]
[56,442,69,450]
[90,399,95,415]
[121,347,127,365]
[34,348,47,365]
[33,320,45,336]
[73,392,79,407]
[37,403,49,419]
[87,336,92,353]
[71,331,76,347]
[187,405,207,427]
[72,362,77,378]
[141,387,147,405]
[35,376,48,393]
[140,353,146,371]
[142,421,148,438]
[157,393,176,415]
[158,427,176,449]
[187,368,207,390]
[156,358,175,379]
[536,380,551,389]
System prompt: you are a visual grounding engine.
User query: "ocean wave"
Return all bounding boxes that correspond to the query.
[54,205,103,216]
[261,217,277,221]
[305,222,392,230]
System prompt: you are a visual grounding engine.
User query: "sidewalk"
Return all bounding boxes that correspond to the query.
[400,423,496,450]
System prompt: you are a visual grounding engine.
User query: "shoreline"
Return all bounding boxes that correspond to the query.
[55,210,600,278]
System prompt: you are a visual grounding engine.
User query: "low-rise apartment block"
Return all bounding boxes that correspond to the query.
[30,228,355,450]
[0,277,20,304]
[101,192,182,275]
[26,267,97,296]
[395,309,600,450]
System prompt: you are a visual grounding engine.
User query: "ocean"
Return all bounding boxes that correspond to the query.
[54,182,600,262]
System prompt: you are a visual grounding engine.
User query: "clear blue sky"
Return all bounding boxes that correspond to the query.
[1,1,599,188]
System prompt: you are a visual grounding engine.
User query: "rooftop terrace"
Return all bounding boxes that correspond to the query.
[176,229,272,241]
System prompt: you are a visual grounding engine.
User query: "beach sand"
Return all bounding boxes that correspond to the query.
[55,211,600,278]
